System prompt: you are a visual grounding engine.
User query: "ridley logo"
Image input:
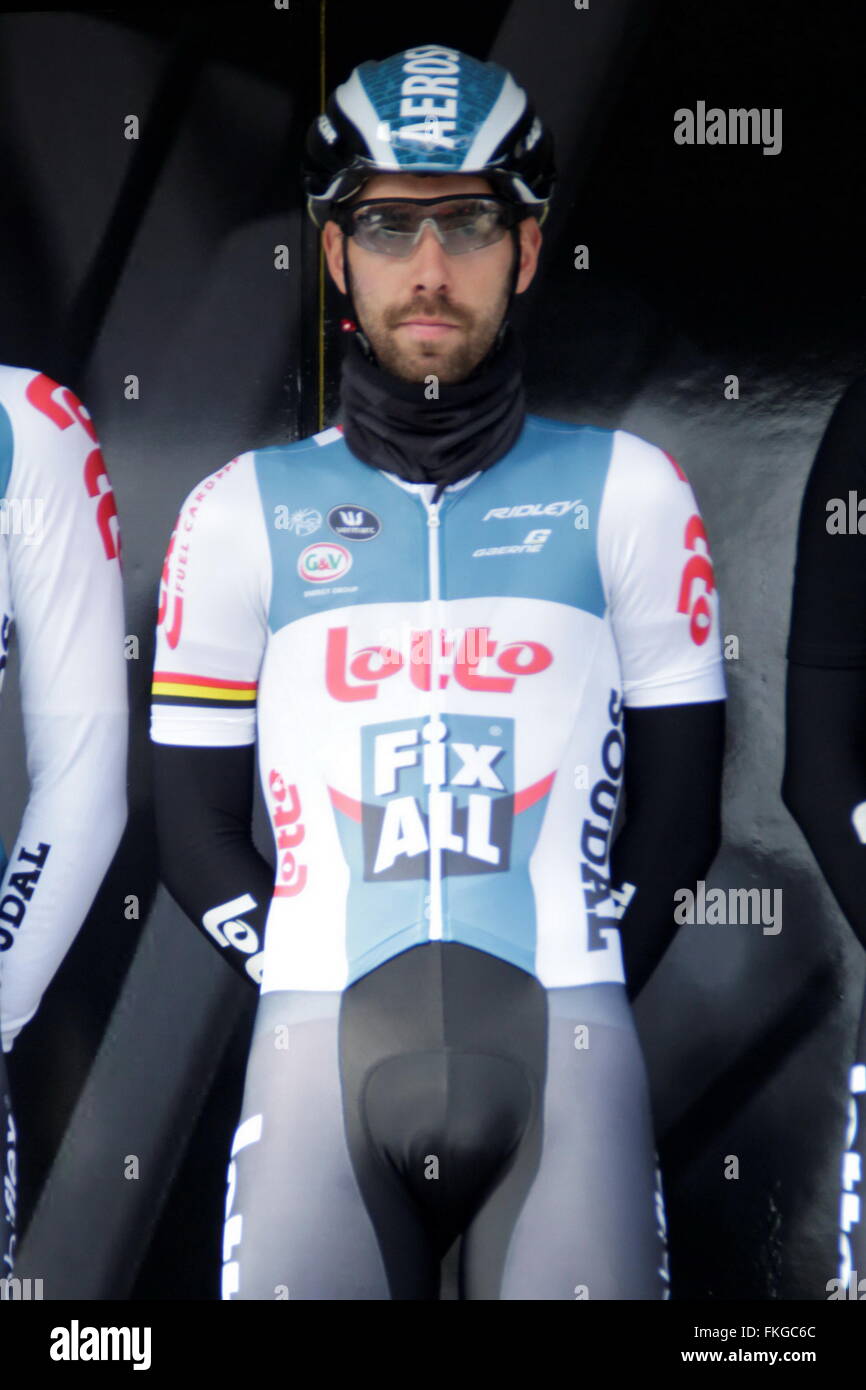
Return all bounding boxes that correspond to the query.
[483,500,584,520]
[325,626,553,702]
[298,542,352,584]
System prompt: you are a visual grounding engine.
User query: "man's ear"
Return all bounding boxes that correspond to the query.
[515,217,543,295]
[322,220,347,295]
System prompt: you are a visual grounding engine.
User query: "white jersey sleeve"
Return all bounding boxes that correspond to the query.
[598,430,726,707]
[0,367,128,1052]
[150,454,271,748]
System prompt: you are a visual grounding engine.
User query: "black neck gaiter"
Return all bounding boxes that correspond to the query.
[339,323,527,503]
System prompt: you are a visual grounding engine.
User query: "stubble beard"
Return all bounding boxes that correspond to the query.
[353,284,511,385]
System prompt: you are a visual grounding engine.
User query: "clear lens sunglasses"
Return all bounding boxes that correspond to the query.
[336,194,526,258]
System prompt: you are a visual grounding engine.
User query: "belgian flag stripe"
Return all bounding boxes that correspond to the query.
[152,671,257,703]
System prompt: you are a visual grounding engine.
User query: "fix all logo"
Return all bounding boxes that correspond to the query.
[325,626,553,702]
[328,505,381,541]
[359,714,514,880]
[298,542,352,584]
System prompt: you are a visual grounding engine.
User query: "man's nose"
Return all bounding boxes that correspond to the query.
[406,220,453,291]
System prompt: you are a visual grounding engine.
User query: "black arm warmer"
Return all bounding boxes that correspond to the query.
[152,742,273,985]
[611,700,726,999]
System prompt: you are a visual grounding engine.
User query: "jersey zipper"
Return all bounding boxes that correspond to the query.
[423,493,443,942]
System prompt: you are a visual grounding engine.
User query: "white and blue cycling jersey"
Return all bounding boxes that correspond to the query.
[150,416,725,994]
[0,366,127,1052]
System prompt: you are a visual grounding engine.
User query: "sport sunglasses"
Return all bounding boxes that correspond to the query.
[334,194,528,258]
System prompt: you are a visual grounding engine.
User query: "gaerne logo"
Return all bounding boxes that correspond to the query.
[473,527,551,558]
[298,542,352,584]
[328,505,381,541]
[326,625,553,702]
[483,500,585,520]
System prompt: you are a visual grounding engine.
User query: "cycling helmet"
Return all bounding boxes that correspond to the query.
[302,43,555,361]
[303,42,556,230]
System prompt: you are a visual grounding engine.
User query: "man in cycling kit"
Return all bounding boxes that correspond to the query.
[151,43,726,1299]
[0,367,127,1285]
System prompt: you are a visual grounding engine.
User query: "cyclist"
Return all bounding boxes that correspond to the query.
[151,42,726,1299]
[0,366,127,1282]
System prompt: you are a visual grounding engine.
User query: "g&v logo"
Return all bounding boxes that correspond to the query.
[298,542,352,584]
[326,626,553,702]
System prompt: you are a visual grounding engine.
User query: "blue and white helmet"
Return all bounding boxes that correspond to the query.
[304,42,556,228]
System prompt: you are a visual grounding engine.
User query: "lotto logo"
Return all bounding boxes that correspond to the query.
[676,514,716,646]
[268,769,307,899]
[325,626,553,702]
[25,373,120,562]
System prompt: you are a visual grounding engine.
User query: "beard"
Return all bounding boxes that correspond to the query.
[348,253,514,385]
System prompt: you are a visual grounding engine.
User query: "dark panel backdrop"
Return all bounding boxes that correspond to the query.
[0,0,861,1299]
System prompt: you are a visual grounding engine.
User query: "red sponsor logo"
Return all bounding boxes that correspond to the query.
[298,542,351,583]
[26,373,120,561]
[661,449,687,481]
[325,625,553,702]
[677,514,715,645]
[157,516,184,649]
[156,461,240,649]
[268,769,308,898]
